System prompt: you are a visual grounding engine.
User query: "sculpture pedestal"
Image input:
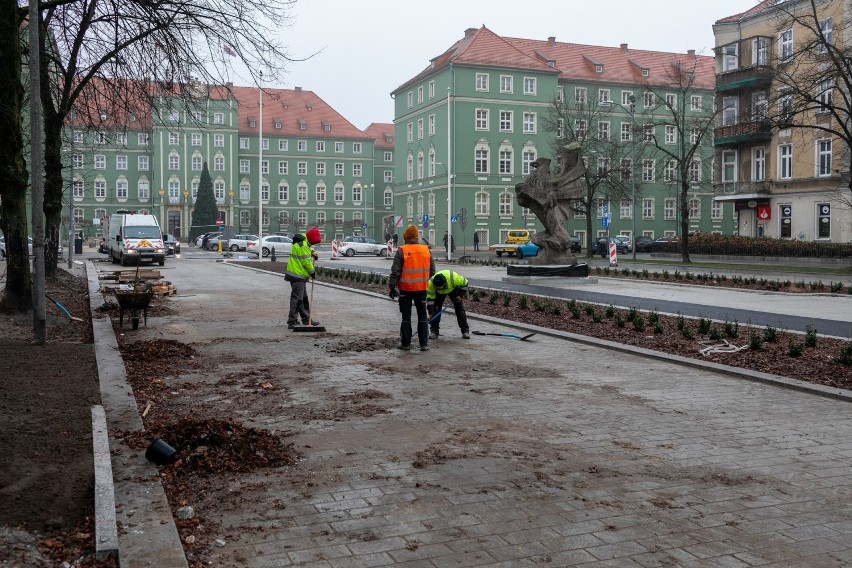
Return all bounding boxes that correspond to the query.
[506,263,590,278]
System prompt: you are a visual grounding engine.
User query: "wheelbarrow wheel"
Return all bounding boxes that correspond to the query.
[132,316,140,330]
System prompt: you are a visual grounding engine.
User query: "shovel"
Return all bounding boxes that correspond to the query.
[412,305,450,338]
[45,293,84,322]
[472,331,536,341]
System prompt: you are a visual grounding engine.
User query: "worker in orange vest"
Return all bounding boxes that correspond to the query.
[389,225,435,352]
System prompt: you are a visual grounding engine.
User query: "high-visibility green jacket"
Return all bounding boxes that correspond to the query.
[426,269,469,299]
[286,241,314,280]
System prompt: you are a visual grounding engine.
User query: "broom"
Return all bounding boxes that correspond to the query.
[293,279,326,332]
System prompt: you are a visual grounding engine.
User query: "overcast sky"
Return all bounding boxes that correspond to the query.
[226,0,759,130]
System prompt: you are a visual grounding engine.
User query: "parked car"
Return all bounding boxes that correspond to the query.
[0,236,62,258]
[226,234,258,252]
[162,233,181,256]
[634,235,654,252]
[648,235,680,252]
[247,235,293,258]
[195,231,220,248]
[206,234,228,250]
[591,237,628,257]
[514,242,540,260]
[569,235,582,253]
[614,235,633,252]
[337,236,388,257]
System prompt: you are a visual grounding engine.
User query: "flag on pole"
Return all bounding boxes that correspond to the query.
[222,43,237,57]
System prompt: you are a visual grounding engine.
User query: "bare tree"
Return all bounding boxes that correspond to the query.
[762,0,852,206]
[34,0,299,279]
[543,93,635,257]
[639,57,718,262]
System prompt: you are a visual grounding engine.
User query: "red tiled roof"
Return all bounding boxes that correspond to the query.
[364,123,394,148]
[229,85,370,139]
[394,26,715,94]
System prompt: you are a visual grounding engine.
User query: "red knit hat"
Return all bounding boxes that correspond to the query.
[306,227,322,245]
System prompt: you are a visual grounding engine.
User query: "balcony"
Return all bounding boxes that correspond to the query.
[716,66,774,93]
[714,120,772,146]
[714,181,770,197]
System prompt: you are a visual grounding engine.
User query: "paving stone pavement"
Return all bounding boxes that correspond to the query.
[105,258,852,567]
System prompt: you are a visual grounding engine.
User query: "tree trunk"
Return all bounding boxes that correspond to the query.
[42,105,65,276]
[679,182,691,263]
[0,1,33,312]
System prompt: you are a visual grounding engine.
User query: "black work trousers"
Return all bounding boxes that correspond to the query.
[398,290,428,348]
[429,293,469,335]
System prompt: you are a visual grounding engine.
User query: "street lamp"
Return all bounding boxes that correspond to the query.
[606,96,638,259]
[183,189,189,244]
[363,183,373,237]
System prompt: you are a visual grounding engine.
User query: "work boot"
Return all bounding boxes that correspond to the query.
[462,330,471,339]
[397,343,411,351]
[287,323,296,329]
[429,330,439,340]
[420,345,430,351]
[302,319,320,326]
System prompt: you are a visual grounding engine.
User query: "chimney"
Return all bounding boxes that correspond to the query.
[295,86,302,91]
[688,49,696,58]
[621,43,628,52]
[464,27,477,38]
[548,36,556,46]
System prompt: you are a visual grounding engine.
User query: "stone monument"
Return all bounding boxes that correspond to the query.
[509,142,589,277]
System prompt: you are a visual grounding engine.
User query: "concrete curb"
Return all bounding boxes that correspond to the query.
[225,262,851,405]
[85,261,188,567]
[91,405,118,561]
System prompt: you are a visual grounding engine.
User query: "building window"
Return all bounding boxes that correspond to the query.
[474,146,489,174]
[475,73,488,91]
[116,155,127,170]
[72,154,83,168]
[297,184,307,202]
[817,79,832,113]
[214,180,225,200]
[384,189,393,206]
[778,144,792,179]
[722,150,737,182]
[597,121,610,141]
[240,183,250,201]
[316,184,326,203]
[779,29,793,63]
[384,170,393,182]
[816,139,832,177]
[116,179,128,199]
[722,43,738,71]
[406,154,413,181]
[752,147,765,181]
[135,155,147,171]
[278,139,288,151]
[168,132,179,145]
[691,95,702,111]
[428,81,435,99]
[598,89,610,103]
[428,114,435,136]
[261,182,270,202]
[665,94,676,108]
[406,91,413,108]
[192,155,202,171]
[621,123,632,142]
[665,125,675,145]
[316,162,325,176]
[817,203,831,238]
[643,91,655,108]
[712,200,723,221]
[73,130,84,143]
[642,198,654,219]
[475,109,488,130]
[72,179,84,198]
[689,198,701,219]
[620,159,632,183]
[240,137,249,149]
[500,75,513,93]
[214,155,225,171]
[642,160,655,182]
[522,149,536,175]
[384,151,392,162]
[240,159,250,174]
[297,161,307,175]
[499,193,513,216]
[278,160,288,175]
[240,210,250,226]
[817,19,833,54]
[664,160,676,183]
[353,185,362,204]
[691,126,702,145]
[95,179,106,198]
[664,198,675,220]
[575,87,587,104]
[334,184,344,203]
[417,119,424,139]
[499,110,512,132]
[620,200,631,219]
[499,147,513,175]
[417,85,424,103]
[297,140,307,151]
[138,133,149,146]
[95,132,106,144]
[522,112,536,134]
[191,133,202,146]
[407,123,413,142]
[523,77,536,95]
[94,155,106,170]
[428,148,436,177]
[278,182,289,202]
[643,124,655,142]
[574,119,586,139]
[689,159,701,183]
[353,142,362,154]
[475,191,489,215]
[353,163,362,177]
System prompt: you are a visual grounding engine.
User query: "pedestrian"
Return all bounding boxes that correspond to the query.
[473,232,479,251]
[389,224,435,351]
[392,233,398,247]
[442,231,449,251]
[385,232,391,243]
[285,227,322,329]
[201,233,209,250]
[427,269,471,340]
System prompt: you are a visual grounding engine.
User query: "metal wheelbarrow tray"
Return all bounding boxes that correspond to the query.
[114,288,154,329]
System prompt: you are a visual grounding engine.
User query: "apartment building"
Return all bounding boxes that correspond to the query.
[391,26,727,251]
[713,0,851,242]
[64,82,382,243]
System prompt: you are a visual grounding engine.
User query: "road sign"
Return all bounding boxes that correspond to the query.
[422,214,429,229]
[451,215,458,224]
[602,217,609,228]
[215,218,224,226]
[394,215,404,228]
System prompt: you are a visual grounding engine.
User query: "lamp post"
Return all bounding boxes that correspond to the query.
[607,96,638,259]
[363,183,373,237]
[158,187,165,230]
[228,190,234,230]
[183,189,189,244]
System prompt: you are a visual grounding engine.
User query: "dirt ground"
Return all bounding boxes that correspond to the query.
[0,262,850,567]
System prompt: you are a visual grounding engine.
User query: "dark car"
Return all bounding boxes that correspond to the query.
[634,235,654,252]
[569,235,581,253]
[648,235,680,252]
[162,233,181,256]
[591,237,628,257]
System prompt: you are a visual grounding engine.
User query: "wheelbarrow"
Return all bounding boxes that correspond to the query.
[115,286,154,330]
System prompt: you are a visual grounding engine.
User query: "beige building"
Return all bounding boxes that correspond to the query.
[713,0,851,243]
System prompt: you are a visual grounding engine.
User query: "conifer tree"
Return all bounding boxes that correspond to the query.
[190,162,219,242]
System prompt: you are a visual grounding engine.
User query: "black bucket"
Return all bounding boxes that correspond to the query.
[145,438,177,465]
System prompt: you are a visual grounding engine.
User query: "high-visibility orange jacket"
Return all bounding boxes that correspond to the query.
[390,242,433,292]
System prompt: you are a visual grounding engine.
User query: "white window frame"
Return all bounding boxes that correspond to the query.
[778,144,792,179]
[500,75,513,93]
[522,112,536,134]
[752,147,765,181]
[475,73,489,91]
[475,109,488,131]
[816,139,832,177]
[523,77,536,95]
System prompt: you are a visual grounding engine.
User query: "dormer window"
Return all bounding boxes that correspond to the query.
[298,119,307,130]
[248,116,256,128]
[305,102,312,111]
[321,121,331,132]
[128,112,137,122]
[282,102,288,109]
[595,65,603,74]
[642,69,649,77]
[274,120,282,129]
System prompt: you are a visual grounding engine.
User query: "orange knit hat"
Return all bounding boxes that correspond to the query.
[403,225,419,241]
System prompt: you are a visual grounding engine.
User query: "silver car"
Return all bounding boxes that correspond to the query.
[226,234,258,252]
[247,235,293,258]
[337,236,388,257]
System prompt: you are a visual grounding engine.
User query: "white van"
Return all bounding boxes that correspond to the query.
[108,213,165,266]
